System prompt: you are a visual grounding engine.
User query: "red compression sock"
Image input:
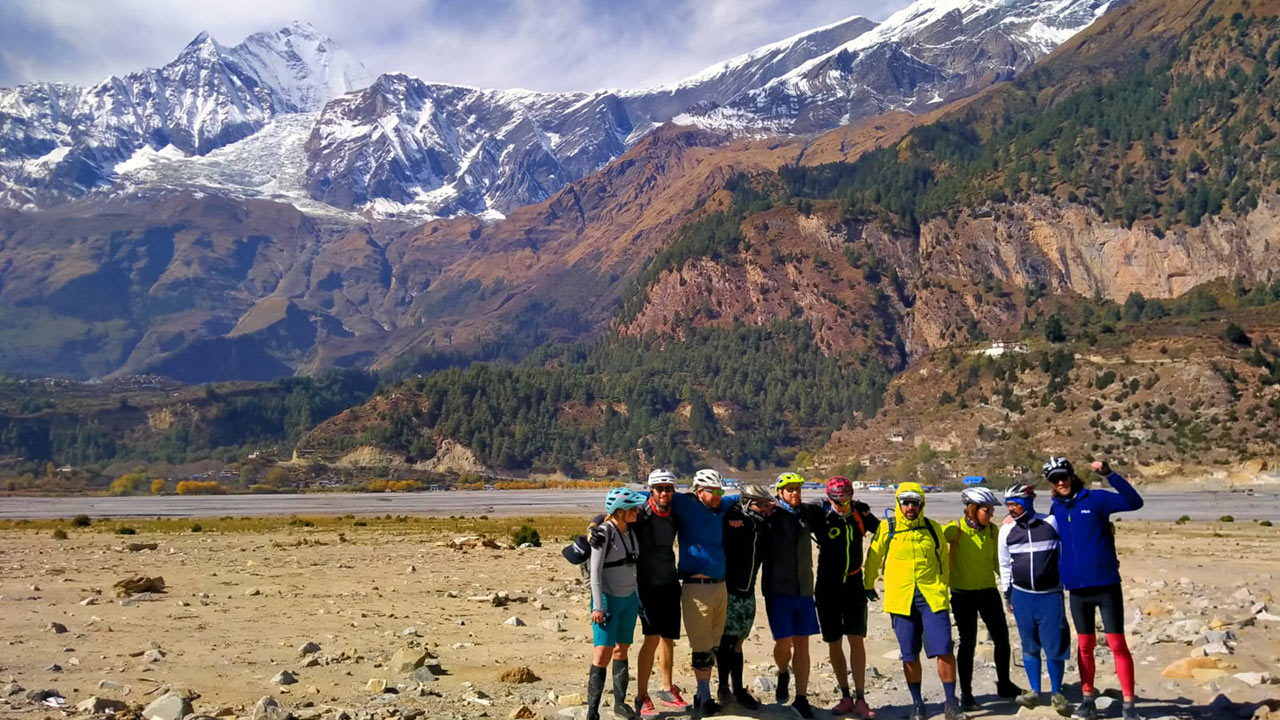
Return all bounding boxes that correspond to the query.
[1077,633,1097,695]
[1106,633,1135,699]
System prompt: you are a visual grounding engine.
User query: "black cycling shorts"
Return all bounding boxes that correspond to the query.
[815,579,868,643]
[638,582,682,640]
[1068,583,1125,635]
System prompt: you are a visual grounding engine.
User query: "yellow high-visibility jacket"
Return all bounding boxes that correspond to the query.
[864,482,950,614]
[943,518,999,591]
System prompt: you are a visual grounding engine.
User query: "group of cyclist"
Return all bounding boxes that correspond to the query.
[582,456,1143,720]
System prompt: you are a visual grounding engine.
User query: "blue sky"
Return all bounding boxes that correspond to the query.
[0,0,911,92]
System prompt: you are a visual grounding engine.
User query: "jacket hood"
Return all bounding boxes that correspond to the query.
[894,482,927,526]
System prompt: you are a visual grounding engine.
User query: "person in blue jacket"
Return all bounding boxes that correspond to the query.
[669,468,739,715]
[1045,457,1143,720]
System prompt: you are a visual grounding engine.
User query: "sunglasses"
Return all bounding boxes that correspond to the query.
[1049,474,1073,483]
[899,499,923,508]
[698,488,724,497]
[651,485,675,493]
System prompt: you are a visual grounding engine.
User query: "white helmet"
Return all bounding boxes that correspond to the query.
[961,487,998,507]
[691,468,723,489]
[647,468,678,486]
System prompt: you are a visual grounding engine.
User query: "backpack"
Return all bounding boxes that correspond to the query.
[883,509,942,564]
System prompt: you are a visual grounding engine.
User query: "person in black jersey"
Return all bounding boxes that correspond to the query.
[805,476,879,718]
[715,484,774,711]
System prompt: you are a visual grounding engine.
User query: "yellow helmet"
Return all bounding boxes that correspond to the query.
[774,472,805,490]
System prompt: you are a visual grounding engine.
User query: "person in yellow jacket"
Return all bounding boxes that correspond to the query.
[943,487,1022,710]
[864,482,967,720]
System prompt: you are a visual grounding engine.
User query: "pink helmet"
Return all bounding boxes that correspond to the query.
[826,476,854,501]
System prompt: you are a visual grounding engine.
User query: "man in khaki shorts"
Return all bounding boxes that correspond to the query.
[670,468,738,716]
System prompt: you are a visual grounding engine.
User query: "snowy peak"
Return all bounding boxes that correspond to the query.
[231,22,372,112]
[0,22,369,208]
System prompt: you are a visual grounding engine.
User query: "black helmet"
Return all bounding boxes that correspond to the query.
[1042,457,1074,481]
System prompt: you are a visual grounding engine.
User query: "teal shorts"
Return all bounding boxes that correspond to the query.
[593,592,640,647]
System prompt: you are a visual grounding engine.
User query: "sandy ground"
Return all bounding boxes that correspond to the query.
[1,518,1278,720]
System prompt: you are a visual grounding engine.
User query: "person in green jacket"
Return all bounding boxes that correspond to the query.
[943,487,1022,709]
[864,482,967,720]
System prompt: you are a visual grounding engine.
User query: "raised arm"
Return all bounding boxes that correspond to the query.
[1093,461,1143,513]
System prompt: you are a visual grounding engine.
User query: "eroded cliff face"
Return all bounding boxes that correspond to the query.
[624,195,1280,363]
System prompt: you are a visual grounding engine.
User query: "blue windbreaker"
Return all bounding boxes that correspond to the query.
[1049,471,1143,590]
[669,491,738,580]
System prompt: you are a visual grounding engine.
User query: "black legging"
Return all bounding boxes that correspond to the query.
[951,588,1013,695]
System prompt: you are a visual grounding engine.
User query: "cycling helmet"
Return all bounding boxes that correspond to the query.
[605,487,647,515]
[897,488,925,503]
[691,468,723,489]
[1042,457,1074,481]
[647,468,678,486]
[1004,483,1036,501]
[740,484,773,502]
[961,487,999,507]
[775,472,805,490]
[825,476,854,500]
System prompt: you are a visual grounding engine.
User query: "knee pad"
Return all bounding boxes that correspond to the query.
[692,650,716,670]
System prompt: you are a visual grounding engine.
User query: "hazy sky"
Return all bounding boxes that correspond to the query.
[0,0,913,92]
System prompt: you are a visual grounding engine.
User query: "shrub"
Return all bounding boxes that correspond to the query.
[1261,520,1274,527]
[1224,323,1252,346]
[288,518,314,528]
[52,528,67,540]
[1176,515,1190,524]
[1220,515,1235,523]
[176,480,222,495]
[190,524,203,533]
[115,526,137,535]
[150,478,166,495]
[71,514,91,527]
[512,524,542,547]
[353,520,368,527]
[1095,370,1117,390]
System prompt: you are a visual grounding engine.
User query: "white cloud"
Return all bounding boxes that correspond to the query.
[0,0,909,91]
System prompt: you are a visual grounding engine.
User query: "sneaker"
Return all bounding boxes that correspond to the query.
[851,698,876,718]
[960,692,977,710]
[1016,691,1040,709]
[635,695,658,719]
[734,689,761,711]
[832,696,856,715]
[612,701,637,720]
[792,696,816,719]
[655,686,689,710]
[997,680,1024,699]
[943,701,970,720]
[696,697,721,716]
[909,703,928,720]
[1122,701,1140,720]
[1072,696,1098,720]
[1051,693,1072,717]
[776,671,791,705]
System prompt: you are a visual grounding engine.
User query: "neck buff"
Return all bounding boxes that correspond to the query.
[1010,496,1036,520]
[648,496,671,518]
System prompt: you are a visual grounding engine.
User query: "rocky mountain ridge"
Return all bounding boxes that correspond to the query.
[1,0,1122,218]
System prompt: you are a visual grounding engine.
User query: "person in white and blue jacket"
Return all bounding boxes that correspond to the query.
[998,483,1072,717]
[1045,458,1143,720]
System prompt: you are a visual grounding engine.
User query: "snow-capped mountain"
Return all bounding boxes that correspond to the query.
[0,21,369,208]
[0,0,1123,216]
[695,0,1119,132]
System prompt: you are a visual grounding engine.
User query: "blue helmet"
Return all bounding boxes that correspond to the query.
[605,487,646,515]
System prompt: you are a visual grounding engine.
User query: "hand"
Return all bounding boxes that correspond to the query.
[1006,603,1014,614]
[1091,460,1112,476]
[591,610,606,625]
[588,526,607,548]
[865,588,879,602]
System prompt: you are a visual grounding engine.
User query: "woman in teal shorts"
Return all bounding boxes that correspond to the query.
[586,487,647,720]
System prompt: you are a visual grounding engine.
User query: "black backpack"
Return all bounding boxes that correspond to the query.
[883,510,943,564]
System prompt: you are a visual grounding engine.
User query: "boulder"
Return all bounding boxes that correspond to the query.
[510,705,538,719]
[114,576,165,596]
[251,696,293,720]
[1162,656,1221,679]
[271,671,297,685]
[76,696,128,714]
[498,666,540,684]
[504,616,526,627]
[142,692,192,720]
[390,647,430,674]
[298,642,321,655]
[46,622,68,634]
[365,678,387,693]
